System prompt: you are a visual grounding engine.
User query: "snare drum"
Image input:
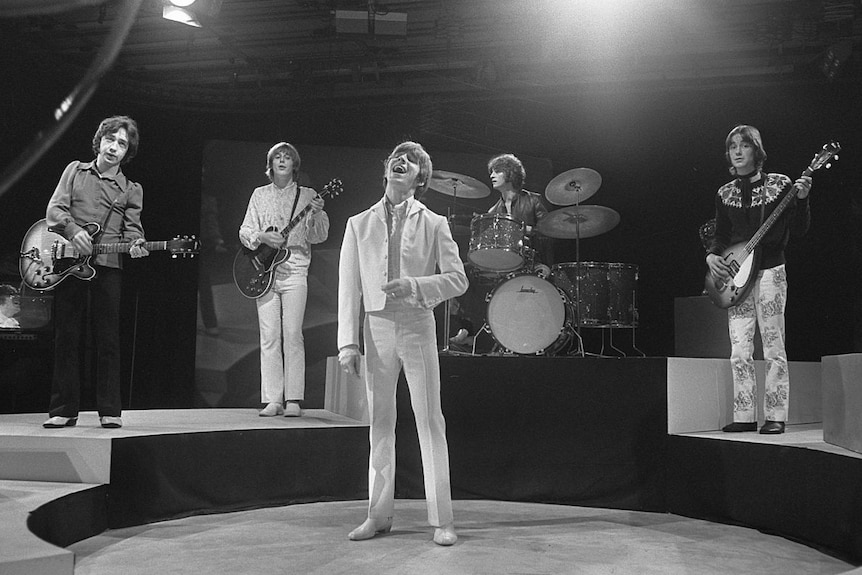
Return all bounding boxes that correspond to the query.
[551,262,610,327]
[468,214,525,272]
[486,272,571,355]
[607,263,639,327]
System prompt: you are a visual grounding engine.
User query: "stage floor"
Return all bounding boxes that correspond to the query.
[4,354,862,574]
[68,499,856,575]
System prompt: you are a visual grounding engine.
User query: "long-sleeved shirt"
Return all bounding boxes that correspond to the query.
[46,160,145,269]
[708,172,810,270]
[238,182,329,277]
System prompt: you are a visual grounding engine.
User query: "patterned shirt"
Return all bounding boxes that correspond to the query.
[709,172,810,270]
[239,182,329,277]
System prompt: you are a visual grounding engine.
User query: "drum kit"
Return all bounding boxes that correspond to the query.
[430,167,642,358]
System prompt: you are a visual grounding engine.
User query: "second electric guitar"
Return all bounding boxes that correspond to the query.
[233,178,343,299]
[705,141,840,308]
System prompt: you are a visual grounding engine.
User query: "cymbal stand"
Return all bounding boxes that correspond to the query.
[570,194,587,357]
[442,182,459,353]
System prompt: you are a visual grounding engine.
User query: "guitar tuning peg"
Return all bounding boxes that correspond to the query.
[825,162,832,169]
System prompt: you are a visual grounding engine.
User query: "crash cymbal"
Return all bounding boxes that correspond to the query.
[428,171,490,199]
[545,168,602,206]
[537,205,619,239]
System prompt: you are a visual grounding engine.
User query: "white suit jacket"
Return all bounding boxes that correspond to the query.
[338,196,468,350]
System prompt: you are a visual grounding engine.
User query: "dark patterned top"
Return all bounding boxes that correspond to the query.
[708,172,810,270]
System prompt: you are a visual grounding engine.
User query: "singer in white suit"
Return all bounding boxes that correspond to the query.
[338,141,468,546]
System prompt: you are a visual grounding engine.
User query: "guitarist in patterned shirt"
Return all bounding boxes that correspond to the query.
[239,142,328,418]
[705,124,812,435]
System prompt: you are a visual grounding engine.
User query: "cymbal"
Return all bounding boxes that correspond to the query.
[428,171,490,199]
[545,168,602,206]
[537,205,619,239]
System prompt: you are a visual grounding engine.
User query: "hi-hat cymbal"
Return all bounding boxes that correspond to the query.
[537,205,619,239]
[545,168,602,206]
[428,171,490,199]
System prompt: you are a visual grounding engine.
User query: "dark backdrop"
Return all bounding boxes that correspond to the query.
[1,70,860,410]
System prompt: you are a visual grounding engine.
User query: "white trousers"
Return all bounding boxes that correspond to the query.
[256,273,307,403]
[728,264,789,422]
[362,309,453,527]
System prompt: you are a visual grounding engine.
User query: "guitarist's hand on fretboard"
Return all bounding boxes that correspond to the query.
[795,175,812,199]
[309,195,325,214]
[129,238,149,258]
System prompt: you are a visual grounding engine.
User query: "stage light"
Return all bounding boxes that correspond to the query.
[163,4,201,27]
[169,0,196,6]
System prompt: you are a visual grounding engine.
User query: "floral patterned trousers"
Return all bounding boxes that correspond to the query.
[728,264,789,423]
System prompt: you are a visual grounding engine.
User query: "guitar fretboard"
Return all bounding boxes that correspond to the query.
[94,241,169,254]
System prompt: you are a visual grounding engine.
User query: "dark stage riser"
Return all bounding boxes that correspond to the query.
[393,356,669,512]
[106,427,369,528]
[667,436,862,565]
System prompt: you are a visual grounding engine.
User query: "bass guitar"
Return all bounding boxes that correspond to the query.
[704,140,840,308]
[232,178,343,299]
[19,219,200,291]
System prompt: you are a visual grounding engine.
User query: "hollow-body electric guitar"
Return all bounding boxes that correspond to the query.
[704,141,840,308]
[232,178,343,299]
[19,219,199,291]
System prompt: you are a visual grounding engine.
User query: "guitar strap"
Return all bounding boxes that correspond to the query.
[288,186,301,226]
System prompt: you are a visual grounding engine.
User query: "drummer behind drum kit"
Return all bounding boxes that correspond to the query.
[428,167,643,358]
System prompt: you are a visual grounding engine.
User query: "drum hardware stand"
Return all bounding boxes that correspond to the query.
[571,193,586,358]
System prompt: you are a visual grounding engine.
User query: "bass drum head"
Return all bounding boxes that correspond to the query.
[486,273,567,354]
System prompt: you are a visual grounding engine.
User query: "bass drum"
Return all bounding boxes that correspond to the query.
[486,273,571,355]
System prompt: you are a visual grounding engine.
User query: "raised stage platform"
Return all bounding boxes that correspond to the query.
[2,356,862,574]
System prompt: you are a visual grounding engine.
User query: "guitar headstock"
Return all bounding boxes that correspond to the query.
[321,178,344,200]
[808,141,841,173]
[168,236,200,258]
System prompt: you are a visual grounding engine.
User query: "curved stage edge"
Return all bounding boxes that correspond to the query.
[2,356,862,574]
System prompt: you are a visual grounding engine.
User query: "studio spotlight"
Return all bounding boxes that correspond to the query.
[169,0,196,6]
[163,3,201,27]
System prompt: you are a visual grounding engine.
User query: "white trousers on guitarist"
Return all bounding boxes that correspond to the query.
[362,309,453,528]
[728,264,789,423]
[256,273,307,403]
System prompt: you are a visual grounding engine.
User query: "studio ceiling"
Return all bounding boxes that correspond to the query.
[2,0,861,115]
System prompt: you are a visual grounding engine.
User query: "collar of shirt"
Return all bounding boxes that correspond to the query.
[78,160,131,193]
[384,195,413,217]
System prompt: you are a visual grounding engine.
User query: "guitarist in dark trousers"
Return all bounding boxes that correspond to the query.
[43,115,149,429]
[706,124,812,435]
[239,142,328,417]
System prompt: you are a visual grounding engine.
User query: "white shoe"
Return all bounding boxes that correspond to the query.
[348,518,392,541]
[284,401,301,417]
[449,329,469,344]
[259,402,284,417]
[43,416,78,429]
[433,523,458,546]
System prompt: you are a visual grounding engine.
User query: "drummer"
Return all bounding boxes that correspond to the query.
[486,153,553,266]
[450,154,551,349]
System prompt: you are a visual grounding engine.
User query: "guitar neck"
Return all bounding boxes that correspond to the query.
[279,203,316,241]
[743,177,802,254]
[93,241,169,254]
